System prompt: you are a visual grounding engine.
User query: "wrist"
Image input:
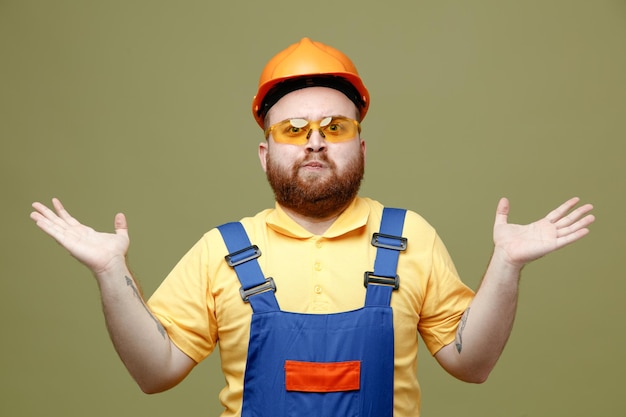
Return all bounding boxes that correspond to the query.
[491,246,525,276]
[93,254,129,281]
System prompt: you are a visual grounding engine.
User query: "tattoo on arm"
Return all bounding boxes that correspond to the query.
[455,307,470,354]
[125,275,167,339]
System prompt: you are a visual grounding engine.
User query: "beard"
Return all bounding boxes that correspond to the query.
[266,150,365,219]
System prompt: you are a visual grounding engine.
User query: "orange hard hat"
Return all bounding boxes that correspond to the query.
[252,37,370,129]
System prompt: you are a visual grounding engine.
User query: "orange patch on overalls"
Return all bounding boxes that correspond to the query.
[285,360,361,392]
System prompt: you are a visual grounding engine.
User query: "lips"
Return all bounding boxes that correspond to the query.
[301,156,327,169]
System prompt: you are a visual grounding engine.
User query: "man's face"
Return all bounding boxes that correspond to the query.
[258,87,366,219]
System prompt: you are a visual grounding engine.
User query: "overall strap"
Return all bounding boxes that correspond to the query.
[365,207,407,307]
[217,222,280,313]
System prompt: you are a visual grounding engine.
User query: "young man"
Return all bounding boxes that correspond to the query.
[30,38,595,416]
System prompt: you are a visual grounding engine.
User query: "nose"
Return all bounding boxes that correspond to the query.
[306,128,327,152]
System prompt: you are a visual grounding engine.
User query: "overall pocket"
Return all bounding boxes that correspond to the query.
[285,360,361,417]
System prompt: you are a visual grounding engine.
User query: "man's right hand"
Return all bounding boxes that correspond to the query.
[30,198,129,276]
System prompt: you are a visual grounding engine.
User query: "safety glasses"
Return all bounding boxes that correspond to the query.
[264,116,361,145]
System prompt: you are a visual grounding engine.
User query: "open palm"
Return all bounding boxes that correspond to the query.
[31,198,130,275]
[493,197,595,268]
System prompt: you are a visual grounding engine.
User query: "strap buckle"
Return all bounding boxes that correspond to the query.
[225,245,261,267]
[363,271,400,290]
[240,277,277,302]
[371,233,407,251]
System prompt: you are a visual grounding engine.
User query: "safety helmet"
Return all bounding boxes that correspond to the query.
[252,37,370,129]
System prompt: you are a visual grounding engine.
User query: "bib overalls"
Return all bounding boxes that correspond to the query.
[218,208,407,417]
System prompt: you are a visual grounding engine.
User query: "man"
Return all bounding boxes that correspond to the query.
[30,38,595,416]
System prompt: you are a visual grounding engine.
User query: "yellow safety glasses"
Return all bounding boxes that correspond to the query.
[264,116,361,145]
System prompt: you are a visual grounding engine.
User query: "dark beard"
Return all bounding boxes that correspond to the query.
[266,151,364,219]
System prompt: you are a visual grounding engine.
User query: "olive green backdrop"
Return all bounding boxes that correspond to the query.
[1,1,624,416]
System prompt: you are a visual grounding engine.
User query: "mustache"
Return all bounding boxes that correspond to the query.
[298,153,333,167]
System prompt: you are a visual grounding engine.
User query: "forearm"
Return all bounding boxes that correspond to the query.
[436,196,594,383]
[436,247,521,383]
[30,200,195,391]
[95,259,189,393]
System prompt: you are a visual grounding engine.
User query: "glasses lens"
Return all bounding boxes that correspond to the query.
[267,116,360,144]
[270,118,310,144]
[319,117,359,142]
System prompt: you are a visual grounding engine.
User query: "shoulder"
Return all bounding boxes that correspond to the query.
[203,208,275,240]
[360,197,437,237]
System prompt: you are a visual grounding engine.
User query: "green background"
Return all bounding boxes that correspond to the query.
[1,1,624,416]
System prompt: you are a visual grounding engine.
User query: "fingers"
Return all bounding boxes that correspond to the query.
[545,197,595,232]
[493,197,510,227]
[31,198,73,230]
[30,201,68,241]
[32,198,67,220]
[556,211,595,239]
[114,213,129,238]
[30,200,62,228]
[30,202,47,221]
[32,199,129,241]
[51,198,81,226]
[31,200,55,219]
[547,198,595,248]
[554,203,595,229]
[556,224,592,249]
[545,197,581,224]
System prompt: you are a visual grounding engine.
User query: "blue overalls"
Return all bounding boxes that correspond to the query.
[218,208,407,417]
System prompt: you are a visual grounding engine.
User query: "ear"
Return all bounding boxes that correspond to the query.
[258,141,269,172]
[360,138,367,162]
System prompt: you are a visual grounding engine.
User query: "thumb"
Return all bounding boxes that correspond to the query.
[494,197,510,227]
[114,213,129,238]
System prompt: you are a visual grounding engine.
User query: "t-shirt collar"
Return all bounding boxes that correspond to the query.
[266,197,370,238]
